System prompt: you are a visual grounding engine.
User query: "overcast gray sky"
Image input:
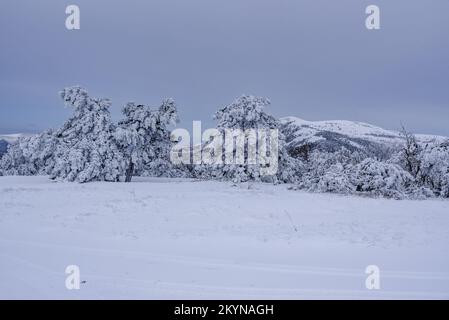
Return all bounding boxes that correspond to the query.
[1,0,448,135]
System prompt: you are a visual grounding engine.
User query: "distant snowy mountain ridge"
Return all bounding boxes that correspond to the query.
[0,133,32,144]
[281,116,447,158]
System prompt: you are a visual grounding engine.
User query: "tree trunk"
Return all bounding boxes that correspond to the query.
[125,159,134,183]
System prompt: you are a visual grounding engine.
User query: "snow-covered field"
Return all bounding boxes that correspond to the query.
[0,176,448,299]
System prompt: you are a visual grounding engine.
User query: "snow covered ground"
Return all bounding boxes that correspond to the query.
[0,176,448,299]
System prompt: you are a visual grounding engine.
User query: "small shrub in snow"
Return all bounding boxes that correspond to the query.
[353,158,413,199]
[315,163,355,194]
[297,149,357,194]
[0,130,57,176]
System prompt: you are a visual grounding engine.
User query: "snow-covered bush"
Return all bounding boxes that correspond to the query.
[315,163,355,194]
[0,136,36,176]
[296,148,359,194]
[293,148,419,199]
[352,158,413,199]
[0,130,57,176]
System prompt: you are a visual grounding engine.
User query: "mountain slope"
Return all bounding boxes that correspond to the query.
[281,116,447,158]
[0,133,28,144]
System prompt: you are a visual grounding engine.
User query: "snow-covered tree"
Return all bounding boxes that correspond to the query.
[144,99,181,177]
[116,99,179,182]
[50,86,125,183]
[398,126,422,179]
[215,96,277,130]
[418,141,449,198]
[205,95,302,183]
[116,103,152,182]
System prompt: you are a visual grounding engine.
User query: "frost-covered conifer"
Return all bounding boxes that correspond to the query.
[116,99,180,182]
[208,95,301,183]
[50,86,125,183]
[418,141,449,198]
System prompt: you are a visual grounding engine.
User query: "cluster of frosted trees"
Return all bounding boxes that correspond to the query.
[291,134,449,199]
[0,87,178,183]
[1,86,448,199]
